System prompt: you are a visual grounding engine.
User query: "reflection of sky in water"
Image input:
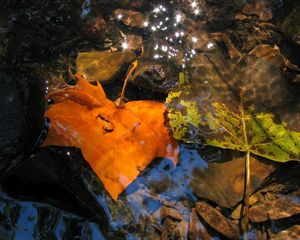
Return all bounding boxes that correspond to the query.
[0,145,210,238]
[107,144,210,229]
[14,206,37,240]
[0,193,105,240]
[126,144,207,201]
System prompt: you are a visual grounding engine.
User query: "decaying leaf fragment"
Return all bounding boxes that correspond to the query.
[43,76,178,201]
[204,102,300,162]
[166,74,300,162]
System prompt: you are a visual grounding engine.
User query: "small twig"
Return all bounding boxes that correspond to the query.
[117,60,138,108]
[240,94,250,239]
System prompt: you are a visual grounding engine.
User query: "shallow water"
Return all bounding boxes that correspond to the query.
[0,0,300,239]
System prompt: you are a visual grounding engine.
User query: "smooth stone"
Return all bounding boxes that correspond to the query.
[76,50,136,82]
[195,201,239,239]
[191,156,275,208]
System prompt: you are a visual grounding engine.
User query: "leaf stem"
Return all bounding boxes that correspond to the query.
[243,150,251,239]
[117,60,138,108]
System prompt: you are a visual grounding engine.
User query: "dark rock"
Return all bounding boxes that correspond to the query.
[232,19,282,53]
[191,156,275,208]
[195,201,239,239]
[278,102,300,132]
[95,0,147,9]
[1,147,108,224]
[83,16,108,39]
[3,1,84,63]
[279,4,300,46]
[76,50,136,82]
[204,0,241,31]
[129,59,178,93]
[0,70,44,173]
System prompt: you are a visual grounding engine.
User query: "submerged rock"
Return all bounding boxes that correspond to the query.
[1,148,109,224]
[0,70,44,173]
[195,201,239,239]
[232,19,281,53]
[191,156,275,208]
[76,50,136,82]
[279,4,300,46]
[249,193,300,223]
[129,59,178,93]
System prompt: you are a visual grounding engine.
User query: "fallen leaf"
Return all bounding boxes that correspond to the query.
[195,201,239,239]
[76,50,136,82]
[167,90,300,161]
[43,75,178,201]
[249,44,300,72]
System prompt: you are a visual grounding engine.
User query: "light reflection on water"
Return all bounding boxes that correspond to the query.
[0,192,106,240]
[0,144,209,239]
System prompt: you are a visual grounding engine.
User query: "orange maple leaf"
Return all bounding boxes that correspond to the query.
[42,76,178,201]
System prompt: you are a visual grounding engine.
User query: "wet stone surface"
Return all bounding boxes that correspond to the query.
[0,70,44,174]
[76,50,137,82]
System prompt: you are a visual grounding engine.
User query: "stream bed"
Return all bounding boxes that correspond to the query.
[0,0,300,239]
